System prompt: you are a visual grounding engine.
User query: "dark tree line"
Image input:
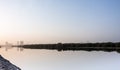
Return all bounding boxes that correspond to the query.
[17,42,120,52]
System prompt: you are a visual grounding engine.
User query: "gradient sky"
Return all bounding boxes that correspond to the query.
[0,0,120,44]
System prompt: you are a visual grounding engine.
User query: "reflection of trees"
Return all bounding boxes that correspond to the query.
[16,42,120,53]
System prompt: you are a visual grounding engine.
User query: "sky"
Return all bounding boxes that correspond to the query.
[0,0,120,44]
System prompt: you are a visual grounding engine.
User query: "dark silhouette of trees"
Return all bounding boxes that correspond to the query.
[15,42,120,53]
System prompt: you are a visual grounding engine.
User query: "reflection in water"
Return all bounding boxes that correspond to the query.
[17,47,24,51]
[1,42,120,53]
[0,41,24,51]
[17,43,120,53]
[0,45,23,52]
[0,47,120,70]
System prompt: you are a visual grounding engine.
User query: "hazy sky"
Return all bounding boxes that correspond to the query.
[0,0,120,44]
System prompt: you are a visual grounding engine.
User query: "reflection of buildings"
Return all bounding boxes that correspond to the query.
[17,47,24,51]
[5,42,13,51]
[17,41,24,51]
[1,41,24,51]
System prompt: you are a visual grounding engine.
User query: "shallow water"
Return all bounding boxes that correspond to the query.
[0,47,120,70]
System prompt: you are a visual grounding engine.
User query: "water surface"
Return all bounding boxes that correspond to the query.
[0,47,120,70]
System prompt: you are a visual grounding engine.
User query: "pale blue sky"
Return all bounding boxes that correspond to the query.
[0,0,120,44]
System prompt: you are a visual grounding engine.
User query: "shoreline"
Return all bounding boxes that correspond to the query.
[17,42,120,52]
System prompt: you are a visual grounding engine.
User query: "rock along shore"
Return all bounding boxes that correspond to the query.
[0,55,21,70]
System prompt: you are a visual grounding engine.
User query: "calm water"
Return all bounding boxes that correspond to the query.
[0,47,120,70]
